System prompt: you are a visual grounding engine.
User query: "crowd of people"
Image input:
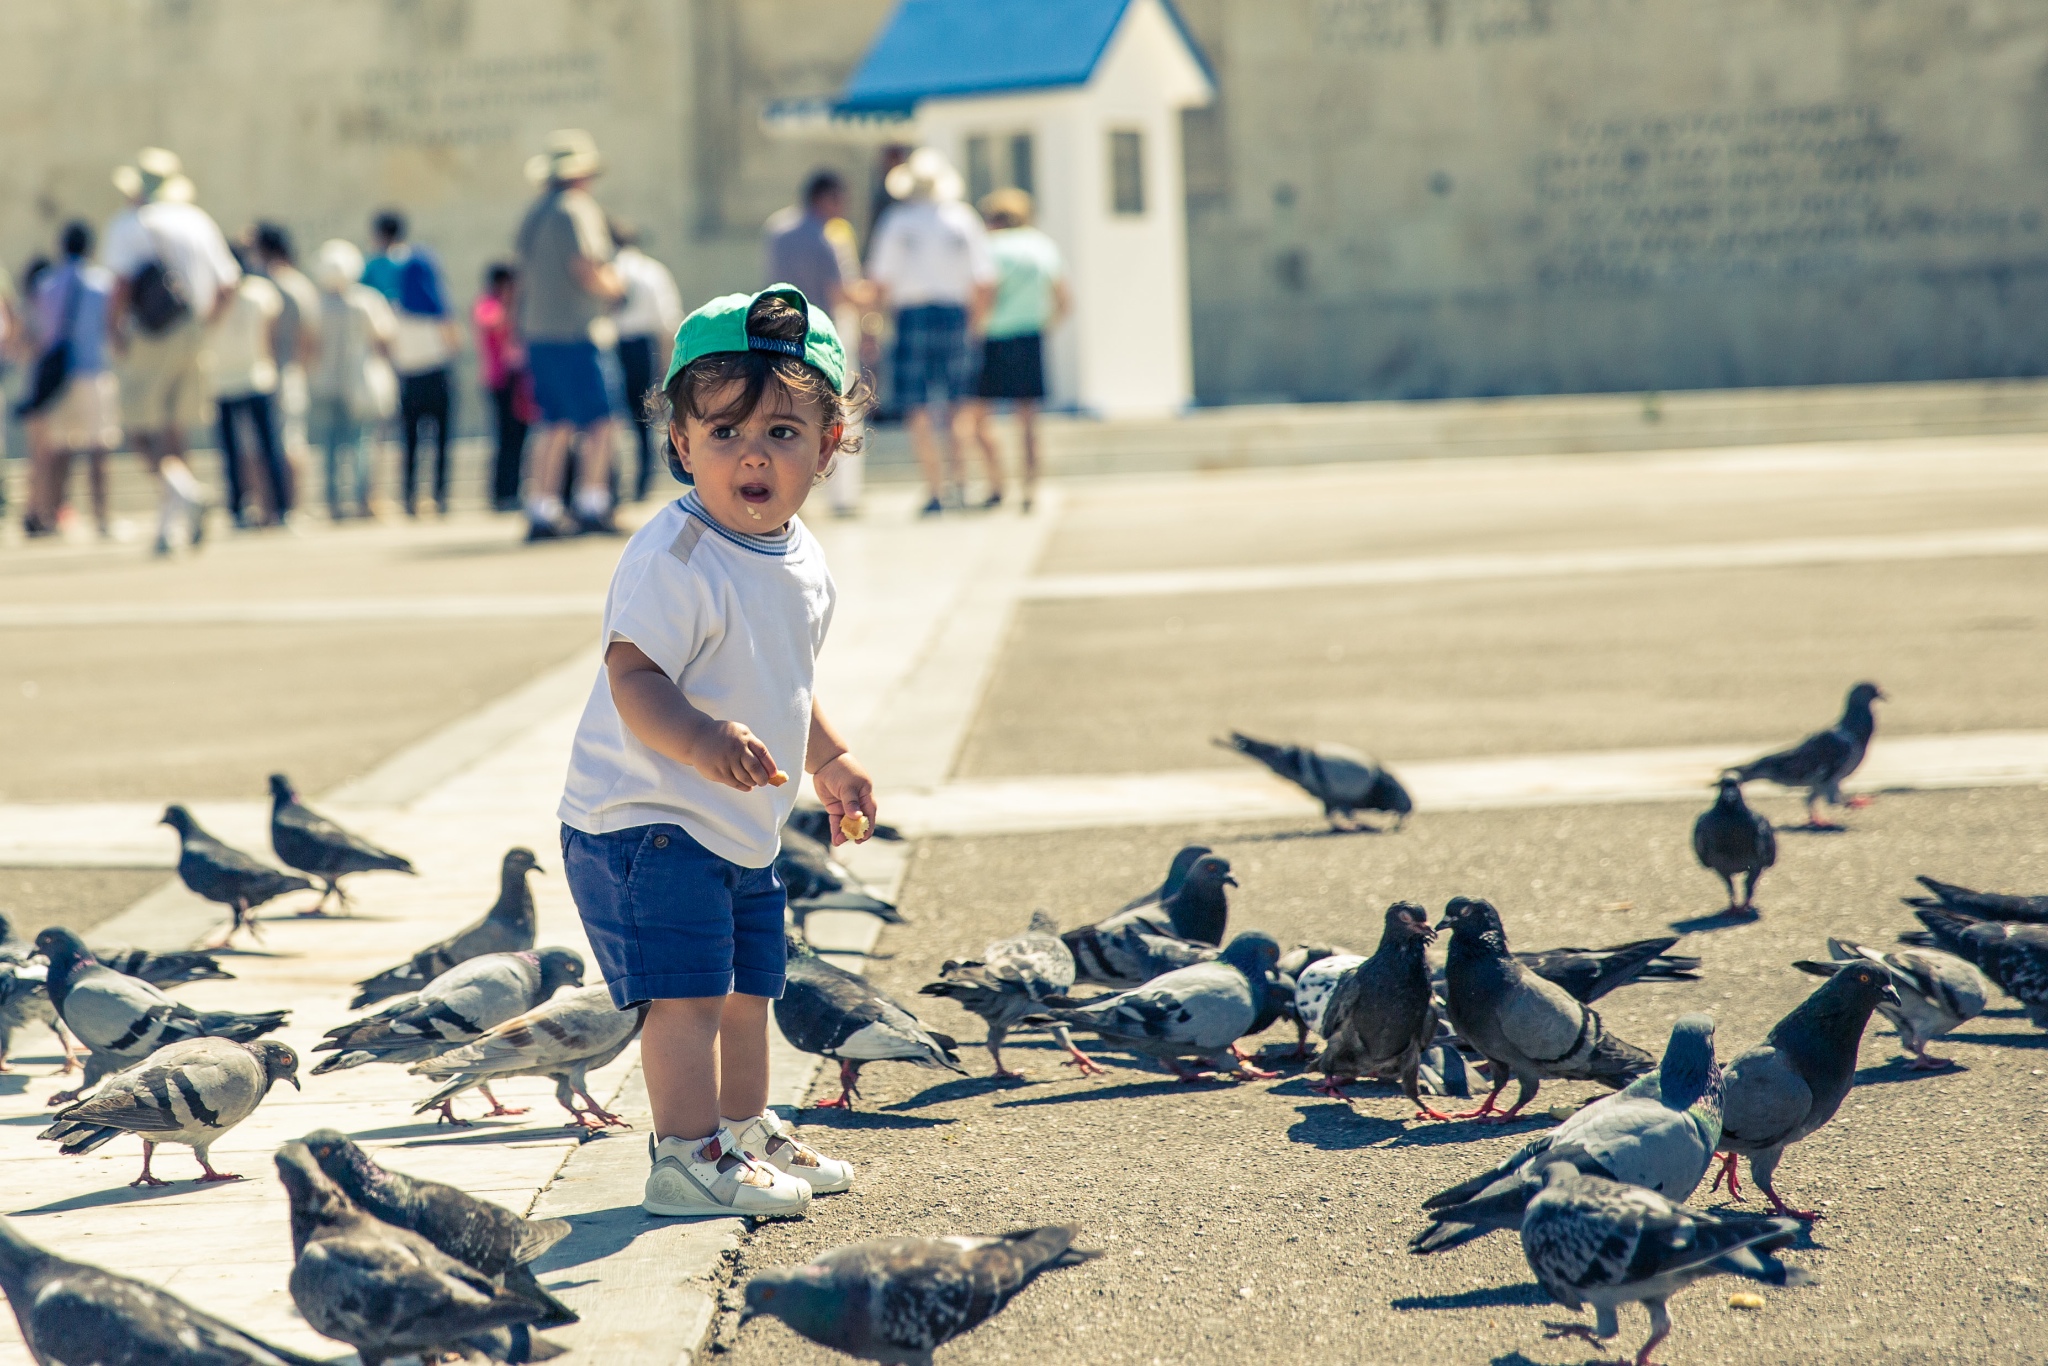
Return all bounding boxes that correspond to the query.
[0,134,1069,549]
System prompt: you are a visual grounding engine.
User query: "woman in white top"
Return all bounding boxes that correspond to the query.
[209,245,292,527]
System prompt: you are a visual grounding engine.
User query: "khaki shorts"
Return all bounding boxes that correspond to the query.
[42,371,122,452]
[120,318,212,436]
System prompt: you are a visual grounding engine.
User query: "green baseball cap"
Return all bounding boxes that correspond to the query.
[662,283,848,394]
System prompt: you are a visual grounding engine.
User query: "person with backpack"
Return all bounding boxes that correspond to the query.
[18,222,120,538]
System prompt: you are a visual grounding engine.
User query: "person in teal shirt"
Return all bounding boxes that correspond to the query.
[965,188,1068,513]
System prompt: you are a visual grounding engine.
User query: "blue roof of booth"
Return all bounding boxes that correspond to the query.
[837,0,1211,114]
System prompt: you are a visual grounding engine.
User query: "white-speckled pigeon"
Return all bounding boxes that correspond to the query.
[1900,906,2048,1028]
[1711,960,1897,1218]
[1046,931,1282,1081]
[742,1225,1101,1365]
[300,1128,577,1328]
[779,934,964,1108]
[1795,938,1991,1069]
[779,824,904,926]
[1904,874,2048,925]
[268,773,415,914]
[1693,776,1777,914]
[1728,681,1883,829]
[1114,845,1213,913]
[1413,1014,1722,1254]
[1277,944,1361,1050]
[351,848,543,1009]
[40,1037,300,1186]
[0,1214,330,1365]
[1217,731,1412,831]
[161,804,314,947]
[1312,904,1442,1113]
[1522,1164,1811,1366]
[920,912,1104,1078]
[411,985,647,1131]
[1438,898,1655,1122]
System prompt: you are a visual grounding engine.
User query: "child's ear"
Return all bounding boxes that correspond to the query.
[817,423,843,469]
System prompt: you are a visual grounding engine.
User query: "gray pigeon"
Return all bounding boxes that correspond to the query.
[779,824,904,926]
[1046,931,1282,1081]
[35,928,289,1103]
[920,911,1105,1078]
[1064,921,1216,990]
[277,1141,558,1365]
[1693,776,1777,913]
[1218,731,1412,831]
[316,948,585,1120]
[1437,897,1655,1121]
[1902,907,2048,1027]
[1904,874,2048,925]
[1795,938,1991,1069]
[1728,681,1884,829]
[300,1128,577,1328]
[268,772,416,914]
[1412,1014,1722,1254]
[0,962,76,1075]
[40,1037,300,1186]
[778,934,965,1108]
[1061,854,1236,987]
[1114,844,1213,913]
[1312,904,1441,1113]
[0,1214,329,1366]
[1522,1164,1811,1366]
[742,1225,1101,1365]
[1711,960,1897,1218]
[162,804,315,947]
[351,847,543,1009]
[410,985,648,1131]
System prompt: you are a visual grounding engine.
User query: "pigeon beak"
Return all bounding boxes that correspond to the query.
[1223,875,1239,888]
[1879,983,1901,1007]
[287,1075,303,1091]
[736,1306,757,1328]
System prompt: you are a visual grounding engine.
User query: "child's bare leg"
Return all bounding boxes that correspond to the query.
[965,400,1003,498]
[907,406,944,503]
[717,992,771,1122]
[642,995,726,1141]
[1017,400,1040,506]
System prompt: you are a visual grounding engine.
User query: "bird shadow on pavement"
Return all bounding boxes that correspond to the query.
[1944,1030,2048,1049]
[17,1178,243,1215]
[883,1076,1029,1109]
[531,1205,676,1274]
[991,1077,1223,1109]
[1390,1282,1549,1311]
[1667,908,1764,934]
[0,1074,31,1095]
[1772,822,1850,836]
[793,1106,954,1131]
[1853,1057,1963,1085]
[395,1124,601,1149]
[1214,826,1386,846]
[1285,1104,1406,1150]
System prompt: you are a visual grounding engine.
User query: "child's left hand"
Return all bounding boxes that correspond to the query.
[812,753,877,846]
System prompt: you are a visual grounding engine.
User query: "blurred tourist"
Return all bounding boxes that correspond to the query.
[309,239,397,521]
[608,220,682,502]
[209,244,291,527]
[103,147,236,555]
[765,168,872,515]
[20,223,120,538]
[963,188,1067,513]
[363,210,458,517]
[473,262,532,513]
[251,223,322,513]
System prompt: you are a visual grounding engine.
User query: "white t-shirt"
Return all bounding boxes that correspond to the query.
[208,274,283,398]
[613,246,684,341]
[558,491,837,867]
[866,198,994,308]
[102,200,241,317]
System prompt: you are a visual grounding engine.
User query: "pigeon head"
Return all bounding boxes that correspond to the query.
[1437,897,1509,957]
[253,1041,303,1092]
[537,947,587,992]
[1164,856,1236,945]
[1713,774,1748,806]
[159,804,196,835]
[1847,681,1885,707]
[503,846,544,877]
[741,1264,837,1337]
[32,928,94,982]
[1769,960,1899,1063]
[1218,930,1281,982]
[275,1140,358,1253]
[1369,767,1414,817]
[0,1218,51,1295]
[266,773,297,805]
[299,1128,390,1200]
[1159,844,1213,899]
[1028,909,1060,935]
[1380,901,1435,946]
[1656,1013,1719,1110]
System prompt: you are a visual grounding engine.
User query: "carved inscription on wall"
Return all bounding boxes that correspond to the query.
[1311,0,1561,49]
[337,52,606,146]
[1533,103,2045,290]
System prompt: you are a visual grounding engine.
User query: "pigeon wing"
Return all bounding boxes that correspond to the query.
[1719,1044,1815,1152]
[33,1265,330,1366]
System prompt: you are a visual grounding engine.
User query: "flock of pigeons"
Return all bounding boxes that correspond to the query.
[2,688,2046,1363]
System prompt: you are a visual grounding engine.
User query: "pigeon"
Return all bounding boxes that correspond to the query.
[1276,945,1362,1052]
[161,804,315,947]
[1312,904,1442,1112]
[1795,938,1992,1069]
[1412,1014,1722,1254]
[1509,938,1702,1004]
[1522,1163,1811,1366]
[1217,731,1412,831]
[92,948,237,989]
[1728,681,1884,828]
[1711,960,1897,1218]
[1061,854,1236,986]
[778,934,965,1108]
[268,772,416,914]
[0,1214,330,1366]
[1437,897,1655,1121]
[1693,775,1777,913]
[1045,931,1282,1082]
[1114,844,1213,913]
[920,911,1105,1078]
[410,985,648,1130]
[277,1140,558,1366]
[789,805,904,844]
[300,1128,578,1328]
[1899,907,2048,1028]
[39,1037,300,1186]
[742,1225,1101,1365]
[315,948,586,1121]
[1904,874,2048,925]
[1062,920,1216,990]
[0,962,76,1074]
[351,847,544,1009]
[36,927,290,1103]
[779,824,905,926]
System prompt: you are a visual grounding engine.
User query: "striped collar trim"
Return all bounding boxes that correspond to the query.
[678,490,798,557]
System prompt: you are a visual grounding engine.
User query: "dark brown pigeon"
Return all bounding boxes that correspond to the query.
[1728,681,1883,829]
[1693,775,1777,913]
[269,773,415,914]
[1312,902,1444,1116]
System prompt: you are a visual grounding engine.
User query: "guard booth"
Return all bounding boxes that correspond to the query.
[799,0,1215,419]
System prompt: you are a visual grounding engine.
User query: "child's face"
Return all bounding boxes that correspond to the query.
[672,381,838,534]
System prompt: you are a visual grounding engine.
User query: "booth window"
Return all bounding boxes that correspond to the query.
[1010,133,1035,195]
[967,136,994,203]
[967,132,1037,204]
[1109,129,1146,215]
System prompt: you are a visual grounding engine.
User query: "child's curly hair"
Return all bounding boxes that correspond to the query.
[647,293,872,484]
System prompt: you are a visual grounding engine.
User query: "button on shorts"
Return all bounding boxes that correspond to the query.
[561,822,788,1007]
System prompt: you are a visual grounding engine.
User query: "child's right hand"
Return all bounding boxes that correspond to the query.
[691,720,780,791]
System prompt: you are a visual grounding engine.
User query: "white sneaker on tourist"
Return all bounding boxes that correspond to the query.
[729,1111,855,1195]
[642,1130,810,1219]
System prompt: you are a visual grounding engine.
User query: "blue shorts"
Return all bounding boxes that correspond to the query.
[561,823,788,1007]
[528,339,612,427]
[892,303,975,407]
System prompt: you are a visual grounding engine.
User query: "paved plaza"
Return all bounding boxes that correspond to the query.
[2,435,2047,1364]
